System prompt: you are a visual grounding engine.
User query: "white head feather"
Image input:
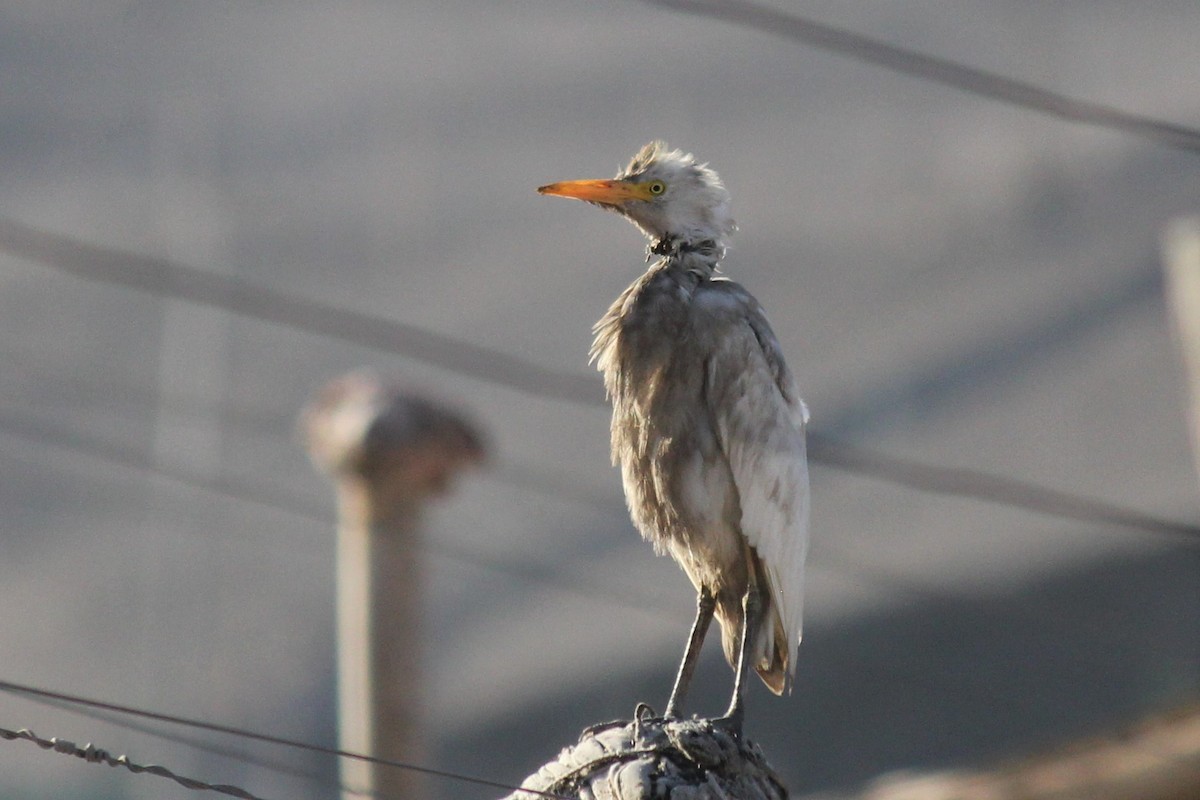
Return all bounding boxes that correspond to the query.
[615,141,737,249]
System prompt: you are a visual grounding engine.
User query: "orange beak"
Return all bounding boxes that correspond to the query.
[537,179,650,207]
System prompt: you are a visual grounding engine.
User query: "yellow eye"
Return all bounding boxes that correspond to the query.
[647,181,666,196]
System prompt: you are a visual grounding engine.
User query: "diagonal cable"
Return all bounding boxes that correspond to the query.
[638,0,1200,154]
[809,436,1200,541]
[0,218,601,406]
[1,218,1197,542]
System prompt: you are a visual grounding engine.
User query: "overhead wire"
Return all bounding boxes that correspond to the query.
[0,679,572,800]
[0,218,599,407]
[637,0,1200,155]
[809,438,1200,542]
[1,217,1196,543]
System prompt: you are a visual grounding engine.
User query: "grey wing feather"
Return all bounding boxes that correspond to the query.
[703,288,810,674]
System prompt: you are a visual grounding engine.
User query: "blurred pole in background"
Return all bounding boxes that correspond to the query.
[1163,218,1200,489]
[302,372,484,800]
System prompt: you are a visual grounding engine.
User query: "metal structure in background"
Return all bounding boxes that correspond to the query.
[302,372,485,800]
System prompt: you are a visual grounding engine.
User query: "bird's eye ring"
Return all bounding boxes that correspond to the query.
[647,181,666,196]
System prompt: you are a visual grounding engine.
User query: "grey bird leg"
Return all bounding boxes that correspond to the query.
[718,585,762,736]
[664,587,716,718]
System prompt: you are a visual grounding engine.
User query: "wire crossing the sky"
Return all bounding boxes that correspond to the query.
[0,680,573,800]
[1,218,1197,543]
[809,438,1200,542]
[640,0,1200,154]
[2,219,1197,542]
[0,218,600,407]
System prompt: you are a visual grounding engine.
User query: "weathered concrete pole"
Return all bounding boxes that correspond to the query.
[1163,217,1200,487]
[303,372,484,800]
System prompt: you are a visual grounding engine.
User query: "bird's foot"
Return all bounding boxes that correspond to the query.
[711,709,745,739]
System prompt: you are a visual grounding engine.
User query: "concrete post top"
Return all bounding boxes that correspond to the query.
[302,370,486,501]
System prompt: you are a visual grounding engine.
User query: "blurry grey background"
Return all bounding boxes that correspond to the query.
[1,1,1198,798]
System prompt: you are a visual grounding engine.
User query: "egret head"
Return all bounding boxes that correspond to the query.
[539,141,735,250]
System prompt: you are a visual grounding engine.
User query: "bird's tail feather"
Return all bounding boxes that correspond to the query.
[716,595,791,696]
[755,612,790,696]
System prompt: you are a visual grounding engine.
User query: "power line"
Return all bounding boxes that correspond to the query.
[0,218,600,407]
[808,437,1200,542]
[2,218,1197,543]
[0,679,572,800]
[638,0,1200,154]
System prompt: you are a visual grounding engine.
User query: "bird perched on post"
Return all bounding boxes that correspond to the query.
[538,142,810,733]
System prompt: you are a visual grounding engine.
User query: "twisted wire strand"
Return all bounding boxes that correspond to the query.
[0,680,573,800]
[16,691,376,799]
[0,725,265,800]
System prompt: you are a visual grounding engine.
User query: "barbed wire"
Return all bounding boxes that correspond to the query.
[0,680,573,800]
[638,0,1200,155]
[1,218,1196,543]
[0,724,267,800]
[12,690,381,799]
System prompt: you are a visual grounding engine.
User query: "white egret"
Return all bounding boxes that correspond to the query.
[539,142,810,732]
